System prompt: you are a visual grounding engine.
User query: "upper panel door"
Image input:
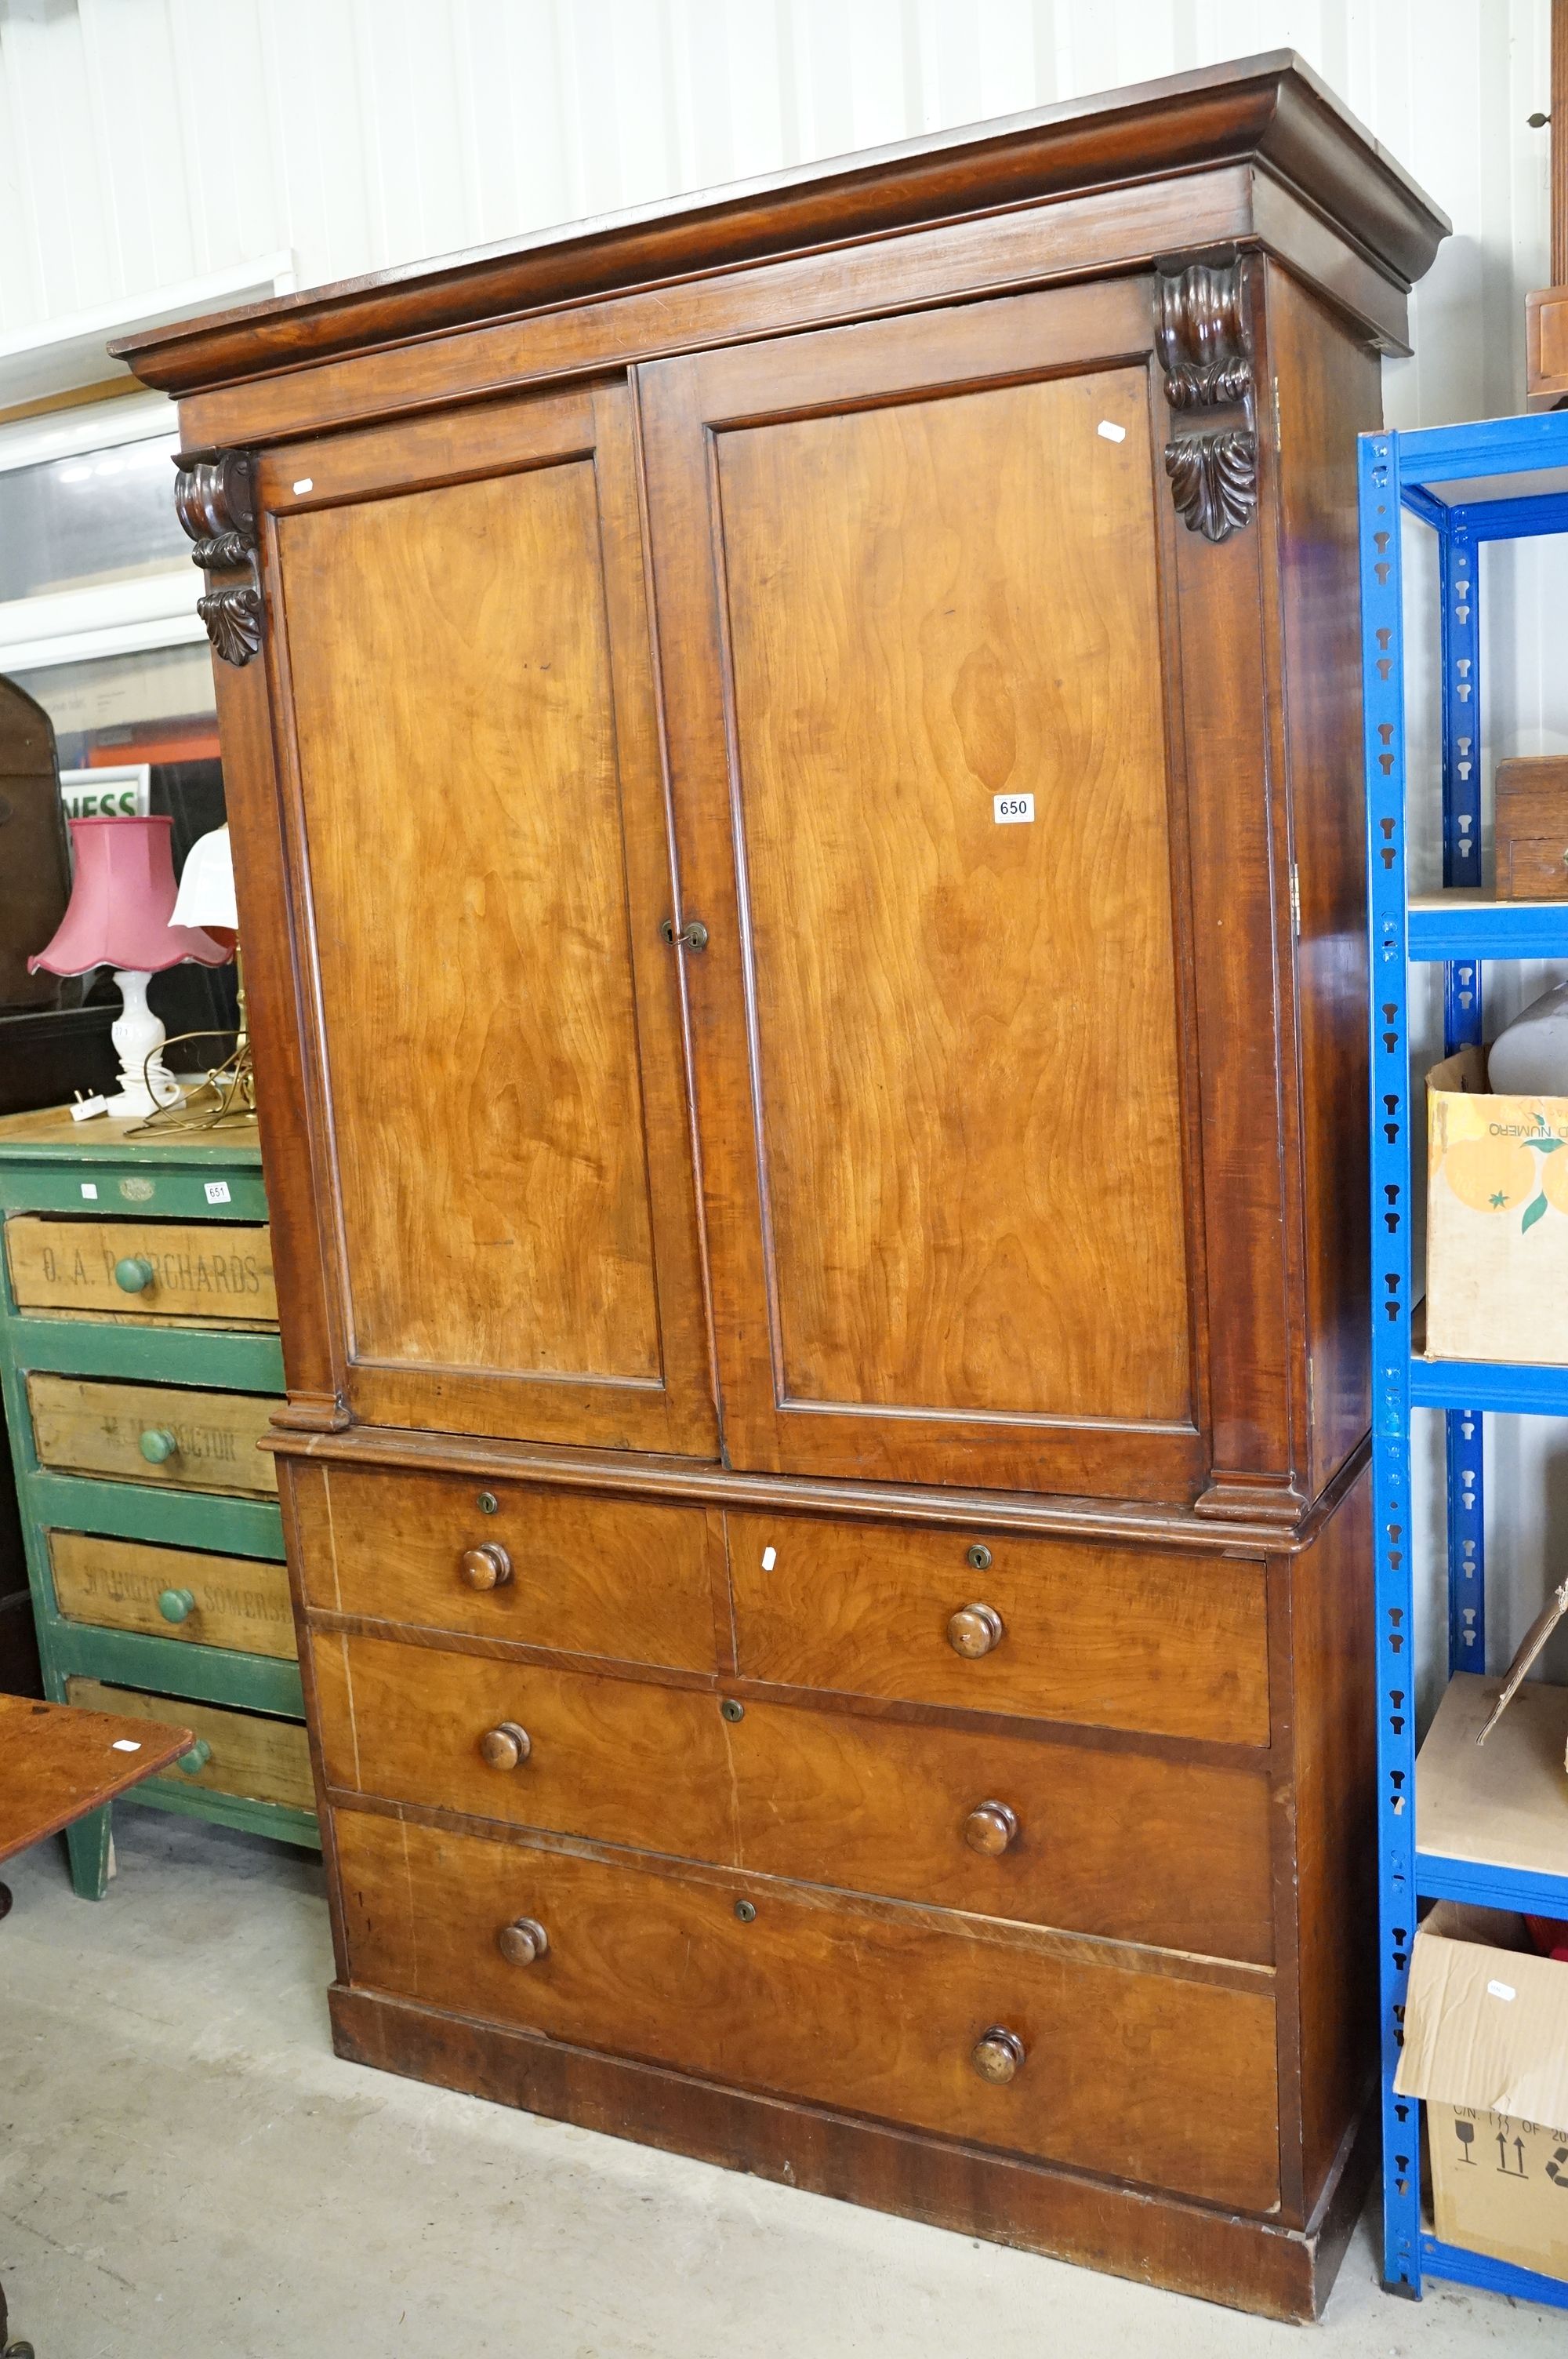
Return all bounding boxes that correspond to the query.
[640,282,1207,1496]
[260,384,717,1456]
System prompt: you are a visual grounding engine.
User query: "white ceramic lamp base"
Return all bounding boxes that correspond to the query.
[105,969,185,1117]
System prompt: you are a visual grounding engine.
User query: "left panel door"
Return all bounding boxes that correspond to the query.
[260,384,718,1456]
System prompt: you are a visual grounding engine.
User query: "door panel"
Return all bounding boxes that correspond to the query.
[263,387,717,1456]
[640,283,1205,1495]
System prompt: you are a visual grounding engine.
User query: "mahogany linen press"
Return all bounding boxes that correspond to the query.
[116,53,1445,2320]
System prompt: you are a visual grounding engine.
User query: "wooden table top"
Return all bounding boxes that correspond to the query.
[0,1100,261,1161]
[0,1692,194,1864]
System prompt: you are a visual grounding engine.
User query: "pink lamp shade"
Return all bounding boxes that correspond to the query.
[29,815,231,977]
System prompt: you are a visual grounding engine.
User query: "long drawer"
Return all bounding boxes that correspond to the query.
[49,1531,296,1659]
[27,1373,278,1497]
[5,1215,276,1324]
[335,1807,1280,2212]
[313,1630,1274,1960]
[299,1464,717,1670]
[66,1677,313,1810]
[726,1512,1270,1744]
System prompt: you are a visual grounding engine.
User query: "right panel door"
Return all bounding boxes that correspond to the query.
[641,282,1209,1498]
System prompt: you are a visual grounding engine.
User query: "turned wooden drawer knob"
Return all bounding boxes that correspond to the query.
[114,1254,155,1294]
[459,1543,512,1592]
[972,2027,1025,2085]
[964,1801,1018,1856]
[158,1587,196,1624]
[479,1721,531,1772]
[947,1602,1004,1659]
[497,1916,548,1966]
[139,1427,180,1465]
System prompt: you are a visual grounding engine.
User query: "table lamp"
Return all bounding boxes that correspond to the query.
[28,814,230,1116]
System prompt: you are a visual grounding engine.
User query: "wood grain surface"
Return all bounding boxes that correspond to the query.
[728,1694,1274,1960]
[0,1691,193,1863]
[27,1373,278,1497]
[65,1677,313,1811]
[727,1512,1270,1743]
[315,1630,732,1857]
[272,383,716,1456]
[303,1463,721,1672]
[717,364,1189,1425]
[4,1216,276,1325]
[336,1808,1279,2208]
[639,287,1207,1499]
[49,1530,296,1659]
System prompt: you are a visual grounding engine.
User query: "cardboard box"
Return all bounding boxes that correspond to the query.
[1395,1903,1568,2281]
[1427,1049,1568,1363]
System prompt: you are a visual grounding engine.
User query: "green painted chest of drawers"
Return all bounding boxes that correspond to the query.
[0,1103,316,1895]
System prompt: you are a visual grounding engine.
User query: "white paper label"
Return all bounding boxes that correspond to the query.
[760,1546,777,1570]
[993,794,1034,825]
[1097,420,1127,442]
[79,1182,99,1199]
[111,1739,141,1753]
[205,1180,231,1205]
[292,478,314,495]
[1486,1979,1517,2002]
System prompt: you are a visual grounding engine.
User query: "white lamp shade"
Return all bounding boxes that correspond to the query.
[169,824,238,932]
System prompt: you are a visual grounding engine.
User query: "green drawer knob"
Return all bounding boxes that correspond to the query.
[158,1588,196,1623]
[176,1739,212,1776]
[114,1255,155,1294]
[139,1427,180,1464]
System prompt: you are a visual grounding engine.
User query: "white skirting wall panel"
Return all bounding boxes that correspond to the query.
[0,0,1563,1699]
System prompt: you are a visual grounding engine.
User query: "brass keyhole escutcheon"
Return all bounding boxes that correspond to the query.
[966,1543,993,1571]
[947,1602,1004,1659]
[660,916,709,952]
[972,2027,1025,2085]
[497,1917,549,1966]
[480,1722,531,1772]
[460,1543,512,1592]
[963,1801,1019,1857]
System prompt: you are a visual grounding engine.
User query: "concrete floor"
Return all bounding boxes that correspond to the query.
[1,1814,1563,2359]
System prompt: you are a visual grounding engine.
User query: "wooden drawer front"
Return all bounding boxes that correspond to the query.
[303,1466,716,1671]
[27,1374,278,1497]
[5,1216,276,1324]
[49,1532,296,1659]
[728,1514,1269,1745]
[314,1631,732,1859]
[730,1700,1275,1964]
[336,1809,1280,2212]
[66,1678,312,1811]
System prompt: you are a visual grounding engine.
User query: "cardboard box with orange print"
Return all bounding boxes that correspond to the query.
[1427,1049,1568,1363]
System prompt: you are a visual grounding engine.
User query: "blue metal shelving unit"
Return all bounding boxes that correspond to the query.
[1362,406,1568,2312]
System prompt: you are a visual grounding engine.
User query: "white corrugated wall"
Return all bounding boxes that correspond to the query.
[0,0,1563,1702]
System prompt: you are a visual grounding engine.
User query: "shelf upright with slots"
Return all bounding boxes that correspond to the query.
[1362,405,1568,2314]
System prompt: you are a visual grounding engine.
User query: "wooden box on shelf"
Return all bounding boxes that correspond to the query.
[1495,759,1568,900]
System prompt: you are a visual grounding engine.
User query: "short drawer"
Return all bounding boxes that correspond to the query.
[730,1699,1275,1963]
[727,1514,1270,1746]
[5,1216,276,1324]
[66,1677,313,1811]
[336,1808,1280,2212]
[49,1531,296,1659]
[298,1466,717,1672]
[27,1373,278,1498]
[314,1630,731,1859]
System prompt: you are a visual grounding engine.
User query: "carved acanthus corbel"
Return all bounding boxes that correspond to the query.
[174,448,263,666]
[1155,253,1257,543]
